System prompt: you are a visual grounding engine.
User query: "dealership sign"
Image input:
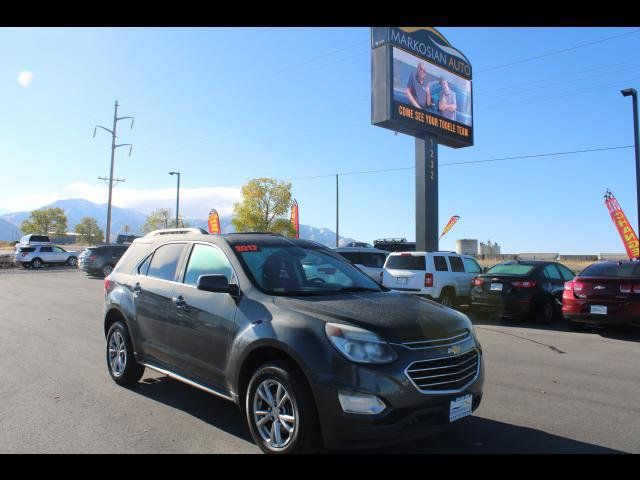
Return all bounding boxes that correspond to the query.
[371,27,474,148]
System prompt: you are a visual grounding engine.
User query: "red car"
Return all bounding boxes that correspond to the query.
[562,260,640,329]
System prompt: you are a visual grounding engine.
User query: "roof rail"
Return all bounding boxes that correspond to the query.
[225,232,284,236]
[144,227,208,237]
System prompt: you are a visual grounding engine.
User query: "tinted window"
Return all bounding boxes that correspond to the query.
[183,244,234,286]
[448,256,465,272]
[146,243,185,281]
[557,264,575,281]
[486,264,535,275]
[19,247,35,253]
[52,246,65,253]
[543,264,562,280]
[138,254,153,276]
[338,252,361,264]
[463,257,482,273]
[360,253,386,268]
[580,262,640,278]
[386,255,426,270]
[40,246,52,253]
[433,256,448,272]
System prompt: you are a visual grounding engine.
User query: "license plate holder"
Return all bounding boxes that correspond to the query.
[396,277,408,285]
[490,283,503,292]
[590,305,607,315]
[449,394,473,422]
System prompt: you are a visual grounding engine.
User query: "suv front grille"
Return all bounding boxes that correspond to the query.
[401,329,469,349]
[405,349,480,393]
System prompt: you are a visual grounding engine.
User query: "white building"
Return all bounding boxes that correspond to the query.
[455,239,478,256]
[478,240,501,256]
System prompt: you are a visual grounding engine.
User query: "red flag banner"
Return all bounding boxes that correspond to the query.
[290,199,299,239]
[605,191,639,259]
[439,215,460,240]
[207,209,221,235]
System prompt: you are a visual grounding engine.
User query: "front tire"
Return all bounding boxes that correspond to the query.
[106,321,144,386]
[245,360,321,454]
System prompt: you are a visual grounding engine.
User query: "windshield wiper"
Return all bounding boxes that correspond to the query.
[334,286,381,293]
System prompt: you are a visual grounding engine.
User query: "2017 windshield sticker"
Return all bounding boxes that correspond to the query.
[234,244,260,253]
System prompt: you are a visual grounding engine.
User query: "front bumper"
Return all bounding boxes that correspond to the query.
[308,347,484,451]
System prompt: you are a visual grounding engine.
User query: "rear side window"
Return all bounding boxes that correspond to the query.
[360,253,386,268]
[40,246,53,253]
[463,257,482,273]
[433,256,448,272]
[386,255,426,270]
[448,256,465,272]
[543,264,562,280]
[183,244,234,286]
[146,243,186,281]
[557,264,575,281]
[19,247,35,253]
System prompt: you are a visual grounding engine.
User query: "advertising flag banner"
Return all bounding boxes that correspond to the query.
[439,215,460,239]
[207,209,221,235]
[605,190,639,259]
[290,200,299,239]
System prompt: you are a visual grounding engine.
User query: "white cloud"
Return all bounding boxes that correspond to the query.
[17,71,34,88]
[0,181,241,218]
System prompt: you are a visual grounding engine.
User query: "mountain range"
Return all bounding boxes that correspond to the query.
[0,198,359,248]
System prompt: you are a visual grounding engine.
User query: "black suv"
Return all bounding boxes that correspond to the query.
[79,244,129,277]
[103,233,484,453]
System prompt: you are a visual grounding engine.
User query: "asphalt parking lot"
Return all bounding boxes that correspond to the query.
[1,268,639,453]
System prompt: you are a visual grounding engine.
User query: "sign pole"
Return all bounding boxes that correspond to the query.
[416,133,438,252]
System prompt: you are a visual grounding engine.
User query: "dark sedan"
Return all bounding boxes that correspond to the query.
[470,260,576,323]
[563,260,640,329]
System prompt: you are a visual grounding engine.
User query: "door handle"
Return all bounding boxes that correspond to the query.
[172,296,187,308]
[133,283,142,295]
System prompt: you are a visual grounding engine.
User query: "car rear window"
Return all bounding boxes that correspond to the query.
[338,252,360,264]
[486,264,535,275]
[29,235,50,243]
[360,252,386,268]
[386,255,425,270]
[580,262,640,278]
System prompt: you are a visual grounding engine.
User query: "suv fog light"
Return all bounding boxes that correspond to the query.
[338,391,386,415]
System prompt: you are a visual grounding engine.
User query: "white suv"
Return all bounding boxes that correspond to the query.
[333,247,388,281]
[381,251,483,307]
[15,244,79,269]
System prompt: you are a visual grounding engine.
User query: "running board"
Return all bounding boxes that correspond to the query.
[141,362,235,403]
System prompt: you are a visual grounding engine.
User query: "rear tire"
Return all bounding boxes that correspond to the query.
[30,258,43,269]
[245,360,322,454]
[102,264,114,277]
[536,297,554,324]
[439,289,455,308]
[106,321,144,386]
[66,256,78,267]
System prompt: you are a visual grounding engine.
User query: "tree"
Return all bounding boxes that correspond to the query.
[142,208,189,234]
[20,207,68,236]
[232,178,296,236]
[75,217,104,245]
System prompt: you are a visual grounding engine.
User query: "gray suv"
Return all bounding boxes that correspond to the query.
[103,232,484,453]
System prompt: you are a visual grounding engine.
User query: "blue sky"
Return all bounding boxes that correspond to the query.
[1,27,640,254]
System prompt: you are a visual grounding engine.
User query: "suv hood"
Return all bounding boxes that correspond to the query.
[273,291,472,343]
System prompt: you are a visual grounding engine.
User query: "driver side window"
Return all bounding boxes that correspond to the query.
[183,244,234,286]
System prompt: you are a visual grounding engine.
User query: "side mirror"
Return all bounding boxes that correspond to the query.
[482,267,488,273]
[197,275,240,297]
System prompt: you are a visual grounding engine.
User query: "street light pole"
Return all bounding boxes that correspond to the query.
[622,88,640,235]
[169,171,181,227]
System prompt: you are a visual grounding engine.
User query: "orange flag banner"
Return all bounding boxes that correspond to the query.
[290,200,299,239]
[605,190,639,259]
[439,215,460,240]
[207,209,221,235]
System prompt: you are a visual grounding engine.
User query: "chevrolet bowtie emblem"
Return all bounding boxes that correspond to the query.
[448,345,461,355]
[594,285,606,290]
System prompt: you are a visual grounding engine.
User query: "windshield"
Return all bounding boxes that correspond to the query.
[232,242,383,295]
[486,264,535,276]
[580,262,640,278]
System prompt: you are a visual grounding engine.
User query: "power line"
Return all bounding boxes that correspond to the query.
[476,28,640,74]
[283,145,634,181]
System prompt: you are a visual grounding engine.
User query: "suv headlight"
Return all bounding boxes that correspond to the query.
[325,322,397,364]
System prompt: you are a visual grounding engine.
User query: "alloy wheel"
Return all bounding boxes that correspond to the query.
[108,331,127,377]
[103,265,113,276]
[252,379,296,449]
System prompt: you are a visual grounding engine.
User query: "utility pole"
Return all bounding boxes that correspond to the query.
[622,88,640,236]
[336,174,339,247]
[169,171,181,227]
[93,100,134,244]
